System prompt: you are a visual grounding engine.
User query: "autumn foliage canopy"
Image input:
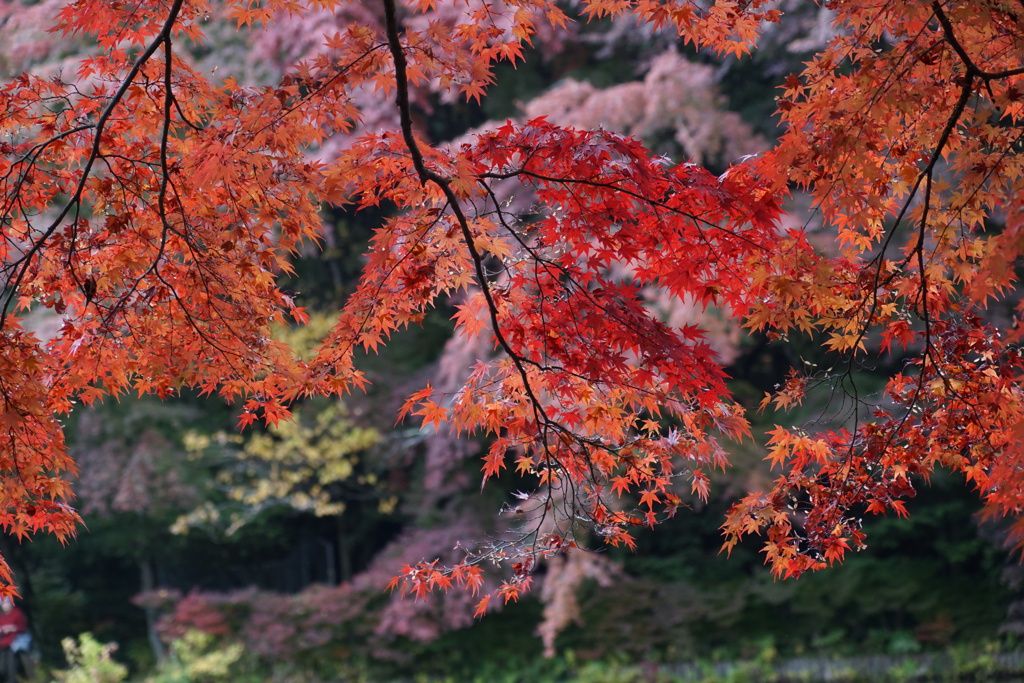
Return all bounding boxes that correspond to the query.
[2,0,1024,614]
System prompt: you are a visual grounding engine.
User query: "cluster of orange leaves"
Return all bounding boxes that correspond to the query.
[2,0,1024,605]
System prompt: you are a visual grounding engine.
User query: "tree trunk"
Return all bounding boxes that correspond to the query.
[337,516,352,583]
[139,558,166,661]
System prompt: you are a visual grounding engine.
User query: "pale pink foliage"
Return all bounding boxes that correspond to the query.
[522,50,767,167]
[0,0,83,77]
[72,408,198,516]
[148,523,503,658]
[537,548,619,657]
[152,584,371,660]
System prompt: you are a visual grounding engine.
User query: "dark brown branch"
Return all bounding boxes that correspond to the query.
[381,0,552,437]
[932,0,1024,79]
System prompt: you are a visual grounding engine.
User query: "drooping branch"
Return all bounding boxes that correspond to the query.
[381,0,555,440]
[0,0,186,330]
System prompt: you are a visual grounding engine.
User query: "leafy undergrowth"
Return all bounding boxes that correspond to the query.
[40,630,1024,683]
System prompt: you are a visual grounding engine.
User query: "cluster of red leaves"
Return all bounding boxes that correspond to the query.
[380,121,795,604]
[721,0,1024,577]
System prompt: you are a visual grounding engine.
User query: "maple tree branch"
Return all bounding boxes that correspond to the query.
[246,47,383,144]
[823,76,979,501]
[5,124,94,171]
[932,1,1024,80]
[158,30,175,245]
[93,6,183,345]
[382,0,551,435]
[382,0,430,181]
[0,121,95,285]
[477,180,672,386]
[478,169,767,250]
[770,60,981,539]
[169,92,203,132]
[843,73,975,372]
[382,0,640,557]
[0,0,186,331]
